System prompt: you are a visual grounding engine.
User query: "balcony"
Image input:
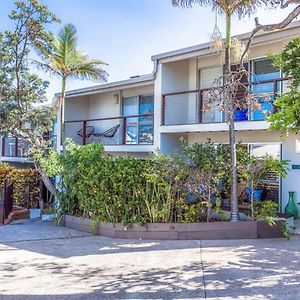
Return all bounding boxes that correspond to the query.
[1,137,28,158]
[1,135,57,162]
[161,77,288,128]
[64,114,154,147]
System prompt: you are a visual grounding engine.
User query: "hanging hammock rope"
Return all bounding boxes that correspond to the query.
[210,11,223,53]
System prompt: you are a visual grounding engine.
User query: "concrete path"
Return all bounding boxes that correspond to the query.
[0,219,299,300]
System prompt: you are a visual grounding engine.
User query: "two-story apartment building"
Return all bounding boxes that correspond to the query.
[58,21,300,215]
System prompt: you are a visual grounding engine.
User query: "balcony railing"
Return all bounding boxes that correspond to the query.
[64,114,154,146]
[1,137,28,158]
[162,77,288,126]
[1,135,57,158]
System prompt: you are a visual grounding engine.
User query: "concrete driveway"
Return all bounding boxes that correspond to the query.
[0,219,299,300]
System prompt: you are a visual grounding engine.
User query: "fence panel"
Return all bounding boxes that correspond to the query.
[1,180,13,224]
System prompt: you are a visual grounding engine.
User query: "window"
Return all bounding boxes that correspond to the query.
[122,95,154,144]
[251,58,281,121]
[199,64,250,123]
[249,143,280,160]
[200,66,224,123]
[198,59,282,123]
[248,143,281,203]
[232,63,250,122]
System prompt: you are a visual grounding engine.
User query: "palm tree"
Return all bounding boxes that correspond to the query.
[172,0,264,221]
[36,23,108,144]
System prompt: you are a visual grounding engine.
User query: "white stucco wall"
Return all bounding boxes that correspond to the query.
[160,59,199,126]
[282,134,300,215]
[65,96,89,121]
[64,96,90,144]
[160,133,187,154]
[188,130,281,144]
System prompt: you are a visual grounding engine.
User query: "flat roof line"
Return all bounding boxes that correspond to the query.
[58,74,154,97]
[151,20,300,61]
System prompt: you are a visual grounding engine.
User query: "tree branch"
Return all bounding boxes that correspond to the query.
[281,0,299,9]
[240,3,300,65]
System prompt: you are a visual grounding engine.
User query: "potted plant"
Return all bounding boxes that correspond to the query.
[241,155,289,219]
[246,182,264,202]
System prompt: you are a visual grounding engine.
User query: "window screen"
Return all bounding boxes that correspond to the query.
[253,58,279,75]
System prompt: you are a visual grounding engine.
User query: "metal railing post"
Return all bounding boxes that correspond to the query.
[161,95,165,125]
[273,79,278,113]
[15,137,18,157]
[198,90,203,124]
[1,137,5,157]
[82,121,87,145]
[122,117,127,145]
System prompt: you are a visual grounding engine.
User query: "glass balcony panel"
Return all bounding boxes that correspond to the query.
[164,92,198,125]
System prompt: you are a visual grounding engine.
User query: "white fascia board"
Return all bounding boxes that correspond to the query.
[59,75,154,99]
[158,121,270,133]
[104,145,156,153]
[0,156,30,163]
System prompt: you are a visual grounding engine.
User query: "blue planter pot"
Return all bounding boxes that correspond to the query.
[246,188,263,202]
[185,193,198,204]
[234,109,248,121]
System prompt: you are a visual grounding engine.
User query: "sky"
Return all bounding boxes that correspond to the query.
[0,0,297,101]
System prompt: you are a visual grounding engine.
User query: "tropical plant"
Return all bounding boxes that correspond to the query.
[35,23,108,144]
[183,141,231,220]
[268,38,300,136]
[251,200,279,226]
[240,154,289,219]
[46,140,286,226]
[47,141,222,224]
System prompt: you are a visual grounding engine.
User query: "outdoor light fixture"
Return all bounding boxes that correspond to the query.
[114,94,120,104]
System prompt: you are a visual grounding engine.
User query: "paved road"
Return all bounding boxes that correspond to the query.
[0,219,299,300]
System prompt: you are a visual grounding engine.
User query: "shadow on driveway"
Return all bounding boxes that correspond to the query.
[0,219,299,299]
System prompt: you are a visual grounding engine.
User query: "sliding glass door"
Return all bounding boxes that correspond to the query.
[122,95,154,144]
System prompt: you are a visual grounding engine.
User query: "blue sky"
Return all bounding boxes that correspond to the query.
[0,0,297,101]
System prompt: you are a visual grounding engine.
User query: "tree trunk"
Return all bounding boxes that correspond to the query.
[60,77,66,146]
[34,162,56,196]
[225,14,240,222]
[251,180,255,220]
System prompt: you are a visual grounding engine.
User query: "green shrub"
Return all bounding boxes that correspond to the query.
[48,140,286,225]
[0,163,40,208]
[51,141,199,224]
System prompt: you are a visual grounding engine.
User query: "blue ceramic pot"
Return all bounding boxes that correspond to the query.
[246,187,263,202]
[234,109,248,121]
[185,193,198,204]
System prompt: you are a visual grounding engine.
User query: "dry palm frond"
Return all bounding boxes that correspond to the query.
[231,38,248,62]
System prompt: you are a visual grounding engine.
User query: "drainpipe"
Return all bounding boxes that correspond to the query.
[151,59,159,80]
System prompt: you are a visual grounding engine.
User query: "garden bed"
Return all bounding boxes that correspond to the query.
[62,215,284,240]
